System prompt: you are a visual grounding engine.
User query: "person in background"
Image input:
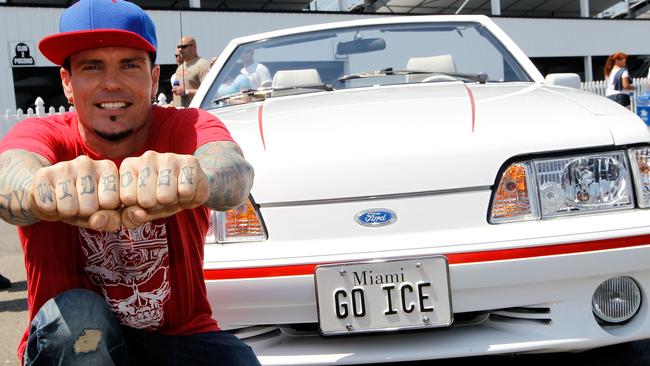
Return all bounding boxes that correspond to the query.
[172,36,211,107]
[0,0,257,364]
[171,51,182,88]
[604,52,634,108]
[240,49,271,89]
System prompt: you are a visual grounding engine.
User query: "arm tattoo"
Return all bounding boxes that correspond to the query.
[0,149,51,225]
[194,141,254,211]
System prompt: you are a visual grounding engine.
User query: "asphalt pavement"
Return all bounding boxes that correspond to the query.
[0,220,27,366]
[2,219,650,366]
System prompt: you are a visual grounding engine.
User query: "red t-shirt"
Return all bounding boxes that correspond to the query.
[0,106,234,359]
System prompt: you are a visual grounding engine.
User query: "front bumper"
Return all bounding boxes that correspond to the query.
[203,191,650,365]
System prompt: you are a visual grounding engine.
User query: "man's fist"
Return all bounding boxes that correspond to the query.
[118,151,209,229]
[28,152,209,231]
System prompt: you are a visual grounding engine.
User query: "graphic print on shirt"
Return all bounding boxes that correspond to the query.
[79,220,171,330]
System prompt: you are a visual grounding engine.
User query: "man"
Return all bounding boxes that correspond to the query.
[0,0,257,365]
[170,51,181,87]
[172,36,211,107]
[240,49,272,89]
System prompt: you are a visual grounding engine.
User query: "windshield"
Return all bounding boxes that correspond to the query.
[201,21,531,110]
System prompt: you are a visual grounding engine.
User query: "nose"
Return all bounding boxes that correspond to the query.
[100,65,124,91]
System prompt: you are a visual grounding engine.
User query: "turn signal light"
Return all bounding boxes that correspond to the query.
[205,199,267,244]
[490,162,539,223]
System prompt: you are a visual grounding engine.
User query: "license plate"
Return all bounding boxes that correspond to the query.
[315,256,452,335]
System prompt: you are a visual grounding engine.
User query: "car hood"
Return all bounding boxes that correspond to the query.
[215,82,649,204]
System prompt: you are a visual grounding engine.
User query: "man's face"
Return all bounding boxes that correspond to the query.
[240,49,254,65]
[61,47,160,142]
[177,37,196,60]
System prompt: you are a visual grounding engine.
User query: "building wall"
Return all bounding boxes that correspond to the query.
[1,5,649,110]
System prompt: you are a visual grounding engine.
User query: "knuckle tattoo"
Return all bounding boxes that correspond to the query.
[179,166,195,185]
[158,169,172,186]
[139,167,151,188]
[101,175,117,192]
[37,183,54,203]
[80,175,95,195]
[120,172,133,187]
[58,180,73,200]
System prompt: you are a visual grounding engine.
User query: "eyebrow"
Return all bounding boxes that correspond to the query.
[75,56,148,66]
[120,56,148,64]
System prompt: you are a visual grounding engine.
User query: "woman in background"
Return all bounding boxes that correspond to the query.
[604,52,634,107]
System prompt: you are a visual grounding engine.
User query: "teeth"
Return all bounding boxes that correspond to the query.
[99,102,127,110]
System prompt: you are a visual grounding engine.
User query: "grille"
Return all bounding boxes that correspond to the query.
[489,306,552,325]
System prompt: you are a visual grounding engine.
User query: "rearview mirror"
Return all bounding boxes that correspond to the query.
[336,38,386,55]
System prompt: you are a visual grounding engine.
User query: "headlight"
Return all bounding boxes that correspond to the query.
[534,151,633,217]
[490,151,635,223]
[205,198,267,244]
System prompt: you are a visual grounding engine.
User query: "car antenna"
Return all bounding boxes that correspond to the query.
[179,8,186,104]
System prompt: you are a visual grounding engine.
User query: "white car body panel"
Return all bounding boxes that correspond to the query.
[193,14,650,365]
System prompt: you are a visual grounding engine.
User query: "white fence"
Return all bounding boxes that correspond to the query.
[1,97,74,137]
[581,77,648,97]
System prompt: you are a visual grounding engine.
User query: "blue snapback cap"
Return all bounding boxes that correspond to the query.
[39,0,157,66]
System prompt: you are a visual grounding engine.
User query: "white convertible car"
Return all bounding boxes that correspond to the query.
[192,15,650,365]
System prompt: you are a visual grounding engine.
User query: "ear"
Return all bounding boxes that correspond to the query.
[151,65,161,100]
[60,67,74,103]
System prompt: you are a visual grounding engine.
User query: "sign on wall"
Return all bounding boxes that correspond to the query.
[9,41,35,67]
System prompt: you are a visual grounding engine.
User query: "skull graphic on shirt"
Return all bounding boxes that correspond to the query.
[79,220,171,329]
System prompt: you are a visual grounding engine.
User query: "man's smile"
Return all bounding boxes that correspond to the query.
[96,101,131,110]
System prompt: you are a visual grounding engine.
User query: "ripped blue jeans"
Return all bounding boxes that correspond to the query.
[24,289,261,366]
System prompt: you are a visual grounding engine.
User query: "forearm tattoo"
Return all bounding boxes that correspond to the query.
[0,150,51,225]
[194,141,254,211]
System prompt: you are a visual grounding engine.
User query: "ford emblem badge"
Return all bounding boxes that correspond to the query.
[354,209,397,227]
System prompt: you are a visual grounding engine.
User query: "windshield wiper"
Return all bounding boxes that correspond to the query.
[212,83,333,105]
[338,67,488,84]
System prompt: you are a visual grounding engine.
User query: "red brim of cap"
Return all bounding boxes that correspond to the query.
[39,29,156,66]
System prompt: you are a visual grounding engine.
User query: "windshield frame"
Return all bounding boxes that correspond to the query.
[200,21,533,111]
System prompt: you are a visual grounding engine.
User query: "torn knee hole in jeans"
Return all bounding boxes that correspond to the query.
[73,329,102,354]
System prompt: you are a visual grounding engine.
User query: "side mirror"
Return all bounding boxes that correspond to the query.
[545,73,581,89]
[336,38,386,55]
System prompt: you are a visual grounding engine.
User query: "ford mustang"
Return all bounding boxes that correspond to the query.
[192,15,650,365]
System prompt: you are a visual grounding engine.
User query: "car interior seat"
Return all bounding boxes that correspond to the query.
[406,55,457,83]
[271,69,323,97]
[272,68,321,86]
